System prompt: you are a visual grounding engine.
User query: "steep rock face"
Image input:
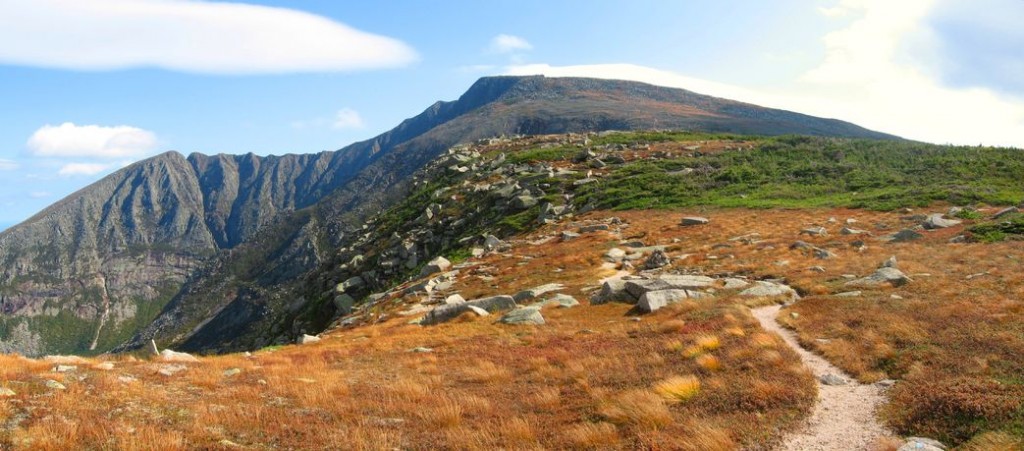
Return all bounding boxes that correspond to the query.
[1,75,894,355]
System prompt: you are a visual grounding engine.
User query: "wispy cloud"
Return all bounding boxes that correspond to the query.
[57,162,113,177]
[27,122,157,159]
[489,34,532,54]
[332,108,366,129]
[0,0,418,74]
[0,159,17,171]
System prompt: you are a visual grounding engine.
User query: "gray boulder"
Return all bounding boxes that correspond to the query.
[603,248,627,262]
[819,374,847,386]
[511,195,539,210]
[561,231,581,241]
[333,294,354,314]
[160,349,199,362]
[499,307,545,325]
[800,226,828,236]
[644,250,671,269]
[840,227,868,235]
[889,229,923,242]
[680,216,709,226]
[422,295,517,325]
[544,294,579,308]
[846,267,912,288]
[637,289,707,313]
[590,279,637,305]
[739,281,800,301]
[922,214,961,230]
[993,206,1019,219]
[513,283,565,303]
[298,334,321,345]
[579,224,610,233]
[625,275,716,299]
[335,276,364,293]
[419,256,452,277]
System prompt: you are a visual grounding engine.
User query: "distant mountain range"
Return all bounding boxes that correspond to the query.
[0,75,895,356]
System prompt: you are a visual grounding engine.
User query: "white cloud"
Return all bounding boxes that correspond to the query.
[0,159,17,171]
[489,34,533,54]
[27,122,157,159]
[29,191,50,198]
[57,163,113,177]
[332,108,366,129]
[0,0,417,74]
[503,3,1024,150]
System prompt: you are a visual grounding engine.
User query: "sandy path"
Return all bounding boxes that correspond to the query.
[752,305,890,450]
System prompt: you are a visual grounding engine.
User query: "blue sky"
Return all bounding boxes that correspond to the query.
[0,0,1021,230]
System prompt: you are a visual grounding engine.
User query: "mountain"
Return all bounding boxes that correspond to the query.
[0,75,895,356]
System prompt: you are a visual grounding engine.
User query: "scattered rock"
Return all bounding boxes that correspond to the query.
[93,362,115,371]
[333,294,355,314]
[922,214,961,230]
[513,283,565,302]
[624,275,716,299]
[603,248,627,262]
[410,347,434,353]
[53,365,77,373]
[444,294,466,305]
[800,226,828,236]
[846,267,913,288]
[875,379,896,388]
[643,250,671,269]
[840,227,868,235]
[160,349,199,363]
[561,231,581,241]
[637,289,705,313]
[545,294,580,308]
[813,248,836,260]
[422,295,516,325]
[419,256,452,277]
[739,281,800,302]
[819,374,847,386]
[499,307,545,325]
[881,255,898,268]
[579,224,610,233]
[298,334,321,345]
[680,216,710,226]
[223,368,242,377]
[722,278,750,289]
[511,195,538,210]
[466,305,490,317]
[808,266,827,273]
[835,291,862,297]
[889,229,924,242]
[993,206,1019,219]
[44,380,67,390]
[590,279,636,305]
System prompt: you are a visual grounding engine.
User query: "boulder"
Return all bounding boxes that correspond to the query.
[483,235,505,252]
[160,349,199,363]
[336,276,365,293]
[499,307,545,325]
[625,275,716,299]
[722,278,750,290]
[644,250,671,269]
[333,294,355,314]
[680,216,710,226]
[800,226,828,236]
[544,294,579,308]
[466,305,490,317]
[419,256,452,277]
[511,195,539,210]
[739,281,800,301]
[889,229,923,242]
[590,279,637,305]
[813,248,836,260]
[993,206,1019,219]
[298,334,321,345]
[45,380,67,390]
[579,224,610,233]
[846,267,912,288]
[603,248,627,262]
[881,256,898,268]
[444,294,466,305]
[922,214,961,230]
[790,240,814,250]
[561,231,581,241]
[421,295,517,325]
[637,289,704,313]
[513,283,565,302]
[840,227,868,235]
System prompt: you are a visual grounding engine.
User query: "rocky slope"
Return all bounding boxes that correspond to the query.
[1,75,894,356]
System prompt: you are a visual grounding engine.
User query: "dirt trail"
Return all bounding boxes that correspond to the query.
[752,305,890,450]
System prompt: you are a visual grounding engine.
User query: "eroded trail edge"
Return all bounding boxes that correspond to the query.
[752,305,890,451]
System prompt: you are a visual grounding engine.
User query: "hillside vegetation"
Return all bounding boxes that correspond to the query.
[2,131,1024,449]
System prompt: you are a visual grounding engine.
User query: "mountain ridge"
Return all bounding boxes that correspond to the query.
[1,75,897,356]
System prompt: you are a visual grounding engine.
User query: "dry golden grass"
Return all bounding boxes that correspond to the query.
[565,422,620,449]
[598,389,673,430]
[654,375,701,402]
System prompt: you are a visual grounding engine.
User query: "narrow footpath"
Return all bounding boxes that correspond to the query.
[752,305,890,451]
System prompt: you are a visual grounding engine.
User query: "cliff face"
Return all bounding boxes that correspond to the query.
[0,75,895,355]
